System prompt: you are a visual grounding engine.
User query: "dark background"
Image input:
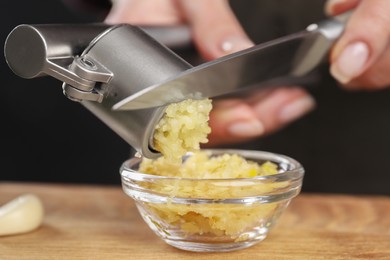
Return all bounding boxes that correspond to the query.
[1,0,390,195]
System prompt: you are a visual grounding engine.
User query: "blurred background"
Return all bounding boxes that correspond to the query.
[1,0,390,195]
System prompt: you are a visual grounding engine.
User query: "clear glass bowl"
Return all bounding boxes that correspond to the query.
[120,149,304,252]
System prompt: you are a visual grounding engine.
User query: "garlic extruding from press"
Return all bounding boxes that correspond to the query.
[0,194,44,236]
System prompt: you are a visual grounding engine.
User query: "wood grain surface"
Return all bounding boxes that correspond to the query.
[0,182,389,260]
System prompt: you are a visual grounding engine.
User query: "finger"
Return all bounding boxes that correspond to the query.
[325,0,360,16]
[105,0,182,25]
[250,88,315,133]
[177,0,253,60]
[328,0,390,88]
[207,99,264,146]
[206,88,315,146]
[344,44,390,89]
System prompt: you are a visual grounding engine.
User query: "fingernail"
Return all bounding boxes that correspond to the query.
[228,120,265,137]
[330,42,369,84]
[279,96,316,124]
[221,36,254,54]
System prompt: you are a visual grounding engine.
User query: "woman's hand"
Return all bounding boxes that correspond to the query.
[326,0,390,89]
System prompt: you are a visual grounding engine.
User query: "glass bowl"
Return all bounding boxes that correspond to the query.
[120,149,304,252]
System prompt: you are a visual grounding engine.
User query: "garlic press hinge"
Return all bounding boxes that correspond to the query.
[55,56,113,102]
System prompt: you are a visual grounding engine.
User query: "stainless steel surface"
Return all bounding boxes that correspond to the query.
[74,25,191,159]
[113,12,351,111]
[4,24,192,159]
[4,23,191,78]
[4,24,109,98]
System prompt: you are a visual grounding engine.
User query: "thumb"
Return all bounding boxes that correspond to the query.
[177,0,253,60]
[326,0,390,85]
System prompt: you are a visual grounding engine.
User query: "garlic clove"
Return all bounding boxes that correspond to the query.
[0,194,44,236]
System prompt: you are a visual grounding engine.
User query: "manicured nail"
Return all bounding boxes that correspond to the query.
[228,120,265,137]
[221,36,254,54]
[330,42,369,84]
[279,96,316,124]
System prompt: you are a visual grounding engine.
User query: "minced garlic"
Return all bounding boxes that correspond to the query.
[142,98,281,237]
[139,151,280,236]
[153,98,212,163]
[140,150,278,179]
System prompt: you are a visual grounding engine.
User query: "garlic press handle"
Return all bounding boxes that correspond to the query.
[4,23,192,86]
[5,24,109,80]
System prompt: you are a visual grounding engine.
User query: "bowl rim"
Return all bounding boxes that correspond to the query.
[120,148,304,182]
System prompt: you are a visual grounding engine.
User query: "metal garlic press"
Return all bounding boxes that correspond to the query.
[5,24,192,159]
[4,12,350,159]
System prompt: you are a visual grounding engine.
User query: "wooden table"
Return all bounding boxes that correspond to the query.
[0,182,389,259]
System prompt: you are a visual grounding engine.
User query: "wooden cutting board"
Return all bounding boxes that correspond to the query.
[0,182,389,259]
